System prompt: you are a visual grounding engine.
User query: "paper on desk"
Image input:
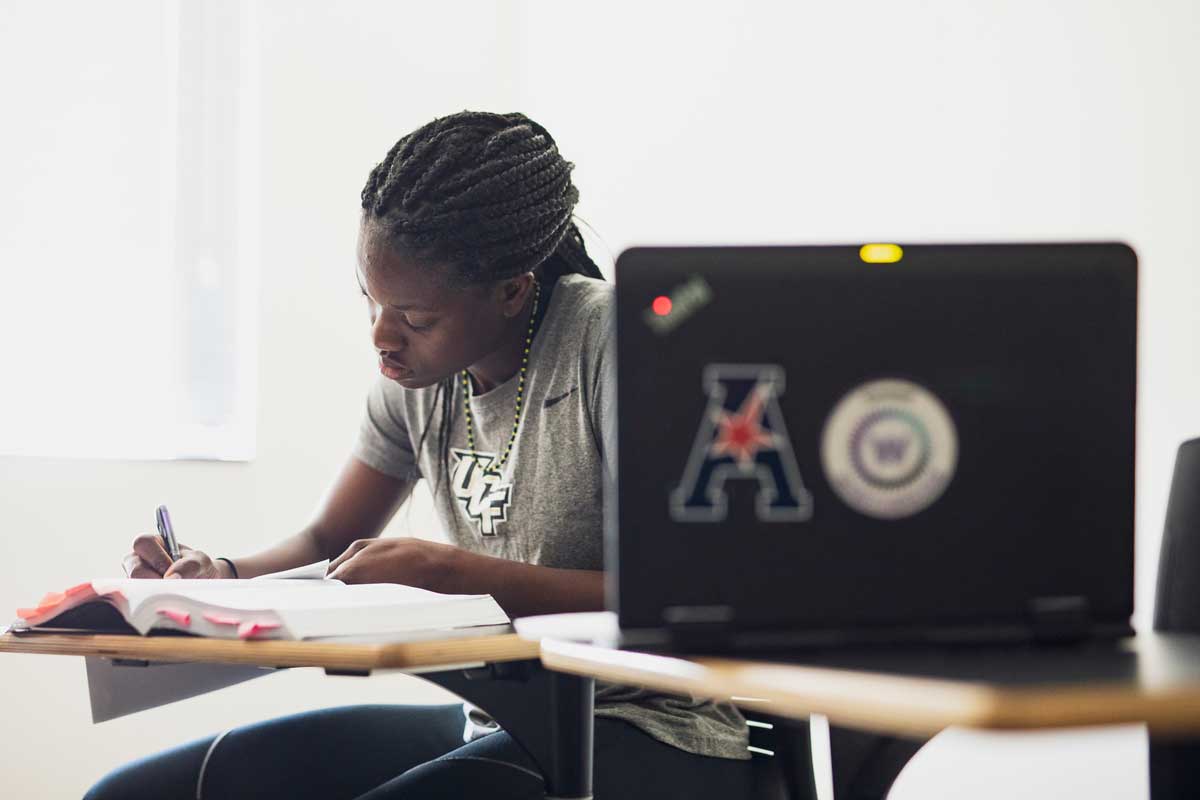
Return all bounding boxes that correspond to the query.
[85,656,276,723]
[511,611,618,644]
[253,560,332,581]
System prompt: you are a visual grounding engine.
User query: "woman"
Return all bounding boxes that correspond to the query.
[92,111,752,799]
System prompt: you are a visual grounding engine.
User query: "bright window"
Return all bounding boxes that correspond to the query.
[0,0,258,460]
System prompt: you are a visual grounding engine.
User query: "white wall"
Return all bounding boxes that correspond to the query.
[0,2,511,796]
[2,1,1197,797]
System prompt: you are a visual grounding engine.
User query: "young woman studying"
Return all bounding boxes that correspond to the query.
[88,111,753,799]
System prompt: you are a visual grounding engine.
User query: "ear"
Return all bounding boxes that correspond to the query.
[498,273,536,319]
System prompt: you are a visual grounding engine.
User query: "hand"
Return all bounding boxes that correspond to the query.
[326,537,455,588]
[122,534,229,580]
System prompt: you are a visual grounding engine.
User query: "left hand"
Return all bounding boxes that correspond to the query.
[326,537,456,588]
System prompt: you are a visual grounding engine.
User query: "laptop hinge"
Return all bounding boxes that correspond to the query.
[662,605,735,650]
[1028,595,1092,642]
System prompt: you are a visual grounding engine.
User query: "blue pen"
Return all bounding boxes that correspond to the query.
[155,504,182,563]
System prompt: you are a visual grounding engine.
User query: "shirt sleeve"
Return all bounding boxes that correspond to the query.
[587,294,618,486]
[352,376,423,481]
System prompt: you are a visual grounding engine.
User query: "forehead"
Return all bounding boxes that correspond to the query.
[356,223,455,308]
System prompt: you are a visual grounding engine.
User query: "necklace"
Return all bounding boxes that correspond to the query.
[461,280,541,476]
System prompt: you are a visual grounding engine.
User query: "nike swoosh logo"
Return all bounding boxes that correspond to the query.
[544,386,578,409]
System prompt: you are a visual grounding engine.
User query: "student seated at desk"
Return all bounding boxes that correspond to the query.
[88,111,753,800]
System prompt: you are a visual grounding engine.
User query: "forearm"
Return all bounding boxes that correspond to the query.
[228,458,413,579]
[221,526,331,579]
[437,549,605,618]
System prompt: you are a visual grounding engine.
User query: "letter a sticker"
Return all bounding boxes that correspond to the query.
[671,364,813,523]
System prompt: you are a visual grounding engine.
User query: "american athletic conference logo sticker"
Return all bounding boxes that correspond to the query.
[821,378,958,519]
[671,364,813,522]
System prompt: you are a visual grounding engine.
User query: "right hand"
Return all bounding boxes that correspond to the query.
[122,534,227,580]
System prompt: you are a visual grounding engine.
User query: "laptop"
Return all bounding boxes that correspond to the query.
[607,243,1137,653]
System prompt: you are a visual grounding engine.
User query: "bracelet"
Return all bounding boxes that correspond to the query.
[216,557,240,579]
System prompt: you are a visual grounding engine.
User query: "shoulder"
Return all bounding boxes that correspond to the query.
[551,274,613,344]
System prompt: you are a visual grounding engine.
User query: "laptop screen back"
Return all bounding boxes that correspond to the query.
[610,243,1136,643]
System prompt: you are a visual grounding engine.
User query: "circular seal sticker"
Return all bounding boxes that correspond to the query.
[821,379,957,519]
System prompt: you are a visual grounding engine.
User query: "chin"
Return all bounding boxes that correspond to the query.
[390,373,441,390]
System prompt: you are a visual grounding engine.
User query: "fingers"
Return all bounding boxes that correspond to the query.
[123,553,163,579]
[327,539,372,575]
[132,533,172,576]
[163,550,216,579]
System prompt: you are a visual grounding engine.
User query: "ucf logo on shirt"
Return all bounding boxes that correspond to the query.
[451,449,513,537]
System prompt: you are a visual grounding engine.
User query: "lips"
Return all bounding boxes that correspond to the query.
[379,356,413,381]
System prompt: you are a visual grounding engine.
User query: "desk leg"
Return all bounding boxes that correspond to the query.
[828,726,925,800]
[1149,737,1200,800]
[426,661,595,800]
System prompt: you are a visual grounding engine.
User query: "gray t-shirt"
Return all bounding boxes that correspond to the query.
[353,274,749,761]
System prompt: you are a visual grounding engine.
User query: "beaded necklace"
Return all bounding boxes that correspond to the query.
[460,280,541,476]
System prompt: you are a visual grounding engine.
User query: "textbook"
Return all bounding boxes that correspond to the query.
[11,561,509,641]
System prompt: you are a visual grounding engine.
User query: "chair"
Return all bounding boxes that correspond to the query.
[745,710,819,800]
[743,707,923,800]
[1150,436,1200,797]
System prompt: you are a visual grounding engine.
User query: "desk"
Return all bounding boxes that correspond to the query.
[1,628,595,800]
[541,632,1200,799]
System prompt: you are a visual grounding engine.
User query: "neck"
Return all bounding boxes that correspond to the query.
[466,288,538,394]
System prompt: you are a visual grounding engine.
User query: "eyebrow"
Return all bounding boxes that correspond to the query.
[356,277,435,311]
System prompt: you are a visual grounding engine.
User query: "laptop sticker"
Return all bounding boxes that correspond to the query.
[821,378,958,519]
[671,364,814,523]
[644,275,713,335]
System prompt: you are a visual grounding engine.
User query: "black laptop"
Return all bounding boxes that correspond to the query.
[607,243,1137,653]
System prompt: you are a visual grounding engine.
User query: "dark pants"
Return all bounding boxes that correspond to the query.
[84,704,756,800]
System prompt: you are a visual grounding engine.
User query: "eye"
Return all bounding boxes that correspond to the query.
[402,314,436,331]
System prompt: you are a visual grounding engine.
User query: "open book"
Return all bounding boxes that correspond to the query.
[11,561,509,640]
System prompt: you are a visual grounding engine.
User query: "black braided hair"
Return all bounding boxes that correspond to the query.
[360,111,604,492]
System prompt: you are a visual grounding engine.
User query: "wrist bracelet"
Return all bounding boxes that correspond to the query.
[216,557,239,579]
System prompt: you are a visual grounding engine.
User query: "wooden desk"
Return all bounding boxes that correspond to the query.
[2,628,594,800]
[542,632,1200,738]
[541,632,1200,799]
[0,625,538,673]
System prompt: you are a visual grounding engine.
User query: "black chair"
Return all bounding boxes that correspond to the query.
[1151,436,1200,797]
[743,707,923,800]
[745,711,819,800]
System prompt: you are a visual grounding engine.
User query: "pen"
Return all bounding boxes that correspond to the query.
[155,504,181,563]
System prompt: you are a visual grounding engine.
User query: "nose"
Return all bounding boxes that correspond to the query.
[371,311,405,355]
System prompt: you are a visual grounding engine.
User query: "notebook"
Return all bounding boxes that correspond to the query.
[12,560,509,640]
[610,243,1137,652]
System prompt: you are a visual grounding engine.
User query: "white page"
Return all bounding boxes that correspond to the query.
[253,560,332,581]
[84,580,508,638]
[85,656,275,723]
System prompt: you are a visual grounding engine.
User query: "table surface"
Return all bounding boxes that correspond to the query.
[0,624,539,672]
[540,632,1200,738]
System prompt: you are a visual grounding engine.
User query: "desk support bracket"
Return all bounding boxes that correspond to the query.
[426,660,594,800]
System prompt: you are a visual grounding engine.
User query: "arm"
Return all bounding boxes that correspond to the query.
[327,536,604,618]
[226,456,414,578]
[132,456,412,579]
[440,552,604,619]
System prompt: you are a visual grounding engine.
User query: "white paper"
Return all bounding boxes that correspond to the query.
[85,656,275,723]
[83,580,508,639]
[512,611,618,644]
[253,560,332,581]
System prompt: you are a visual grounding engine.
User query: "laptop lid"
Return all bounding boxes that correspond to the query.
[609,243,1137,649]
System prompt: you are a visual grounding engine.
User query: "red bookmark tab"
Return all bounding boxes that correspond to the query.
[237,621,280,640]
[65,583,94,597]
[203,612,241,626]
[37,592,66,609]
[157,609,191,627]
[16,607,40,620]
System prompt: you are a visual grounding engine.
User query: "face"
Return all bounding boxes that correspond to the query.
[356,222,528,389]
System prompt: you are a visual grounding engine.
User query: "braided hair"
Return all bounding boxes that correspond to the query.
[360,111,604,490]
